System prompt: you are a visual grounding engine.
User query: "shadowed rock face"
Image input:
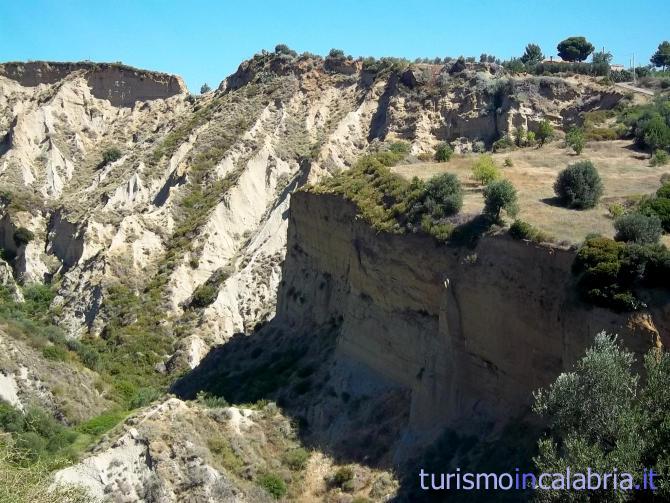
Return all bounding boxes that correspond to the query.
[0,61,187,106]
[276,192,666,441]
[174,189,667,474]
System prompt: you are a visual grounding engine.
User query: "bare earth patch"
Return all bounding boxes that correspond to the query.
[392,140,669,245]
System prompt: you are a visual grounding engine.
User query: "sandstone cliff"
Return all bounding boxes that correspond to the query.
[0,61,187,107]
[275,191,666,442]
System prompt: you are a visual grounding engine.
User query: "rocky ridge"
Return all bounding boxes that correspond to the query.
[0,53,625,373]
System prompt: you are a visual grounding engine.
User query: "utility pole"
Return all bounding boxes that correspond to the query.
[632,52,636,84]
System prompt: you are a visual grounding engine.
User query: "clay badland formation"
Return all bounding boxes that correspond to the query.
[0,49,669,501]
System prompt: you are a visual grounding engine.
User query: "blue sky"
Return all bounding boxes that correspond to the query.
[1,0,668,92]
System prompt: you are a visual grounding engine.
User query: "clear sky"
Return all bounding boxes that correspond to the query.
[1,0,668,92]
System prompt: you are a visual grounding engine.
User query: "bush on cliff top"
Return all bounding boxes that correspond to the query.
[310,146,463,240]
[573,235,670,311]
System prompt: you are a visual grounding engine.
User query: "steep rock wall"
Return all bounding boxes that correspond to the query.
[0,61,186,106]
[278,192,665,438]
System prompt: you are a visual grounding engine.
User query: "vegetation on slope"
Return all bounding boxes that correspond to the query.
[619,98,670,155]
[573,235,670,311]
[308,144,466,241]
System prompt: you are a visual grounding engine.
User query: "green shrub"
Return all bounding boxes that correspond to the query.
[640,197,670,231]
[471,155,500,185]
[483,179,518,221]
[537,120,555,145]
[509,220,534,240]
[101,147,122,165]
[491,136,516,152]
[0,403,80,462]
[283,447,310,470]
[553,160,603,209]
[422,173,463,218]
[434,142,453,162]
[12,227,34,247]
[508,220,552,242]
[128,387,161,409]
[332,466,354,487]
[651,149,669,166]
[258,473,287,499]
[614,212,663,244]
[190,283,218,308]
[503,157,514,167]
[41,345,69,361]
[208,437,243,474]
[492,136,515,152]
[607,203,625,219]
[657,182,670,199]
[585,127,620,141]
[76,410,126,436]
[565,127,586,155]
[312,151,464,241]
[196,391,229,408]
[573,235,670,310]
[619,98,670,153]
[526,131,536,146]
[573,237,635,310]
[389,141,410,156]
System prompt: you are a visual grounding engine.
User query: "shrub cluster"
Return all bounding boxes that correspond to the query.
[638,181,670,231]
[614,212,663,244]
[101,147,122,166]
[651,149,669,166]
[190,283,218,308]
[434,142,453,162]
[312,147,463,241]
[509,220,553,243]
[573,235,670,311]
[258,473,287,499]
[537,120,555,146]
[492,136,515,152]
[0,402,76,463]
[619,98,670,154]
[471,155,500,185]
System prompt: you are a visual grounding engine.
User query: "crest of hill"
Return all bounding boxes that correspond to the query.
[0,60,187,106]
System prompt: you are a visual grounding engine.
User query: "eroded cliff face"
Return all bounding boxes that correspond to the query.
[277,192,666,441]
[0,53,625,372]
[0,61,187,106]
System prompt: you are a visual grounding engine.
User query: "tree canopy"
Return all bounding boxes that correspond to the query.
[651,41,670,70]
[520,43,544,66]
[557,36,595,62]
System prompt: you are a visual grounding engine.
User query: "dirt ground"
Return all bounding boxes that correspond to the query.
[392,140,670,245]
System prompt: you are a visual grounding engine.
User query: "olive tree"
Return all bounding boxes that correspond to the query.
[483,179,518,221]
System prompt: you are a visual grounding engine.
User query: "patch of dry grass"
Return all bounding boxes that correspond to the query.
[392,140,670,245]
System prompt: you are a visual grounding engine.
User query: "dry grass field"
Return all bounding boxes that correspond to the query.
[392,140,670,245]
